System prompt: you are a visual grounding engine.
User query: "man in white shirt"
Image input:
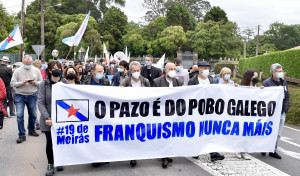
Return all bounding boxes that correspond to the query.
[174,58,189,86]
[120,61,150,87]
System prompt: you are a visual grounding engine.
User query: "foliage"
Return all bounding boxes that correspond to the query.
[166,3,196,32]
[141,17,167,41]
[239,49,300,79]
[204,6,228,23]
[286,88,300,125]
[214,62,237,75]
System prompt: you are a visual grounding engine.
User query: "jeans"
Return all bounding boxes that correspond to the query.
[2,85,15,116]
[15,93,37,137]
[275,113,286,152]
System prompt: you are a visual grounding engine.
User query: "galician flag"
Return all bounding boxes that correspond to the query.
[62,11,91,46]
[0,24,23,51]
[103,43,109,61]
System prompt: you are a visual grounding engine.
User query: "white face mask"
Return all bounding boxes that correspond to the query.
[168,70,176,78]
[132,72,140,79]
[201,69,209,77]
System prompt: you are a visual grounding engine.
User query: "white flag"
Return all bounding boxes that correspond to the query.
[153,54,165,70]
[84,46,89,63]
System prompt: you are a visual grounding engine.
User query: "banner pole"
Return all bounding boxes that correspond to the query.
[65,45,73,60]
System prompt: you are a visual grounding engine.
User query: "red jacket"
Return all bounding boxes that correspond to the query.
[0,78,7,116]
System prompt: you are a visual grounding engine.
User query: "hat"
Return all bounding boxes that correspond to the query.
[0,56,10,63]
[198,61,210,67]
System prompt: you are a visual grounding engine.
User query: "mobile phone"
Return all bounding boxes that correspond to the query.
[28,80,34,82]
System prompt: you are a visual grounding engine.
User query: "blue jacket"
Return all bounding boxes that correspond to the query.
[263,76,290,113]
[111,72,130,86]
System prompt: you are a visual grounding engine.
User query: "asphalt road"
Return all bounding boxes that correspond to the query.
[0,113,299,176]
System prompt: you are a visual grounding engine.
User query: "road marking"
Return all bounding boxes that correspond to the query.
[281,137,300,148]
[284,126,300,132]
[277,147,300,161]
[187,153,290,176]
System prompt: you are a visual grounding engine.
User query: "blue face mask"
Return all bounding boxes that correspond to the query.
[24,65,32,70]
[224,74,231,80]
[95,73,103,80]
[176,66,181,72]
[276,72,283,79]
[145,61,152,66]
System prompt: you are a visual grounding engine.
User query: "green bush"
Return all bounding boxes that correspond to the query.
[239,49,300,79]
[286,88,300,125]
[214,62,237,75]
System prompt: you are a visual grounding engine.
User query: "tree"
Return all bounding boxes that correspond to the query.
[166,3,196,32]
[204,6,228,23]
[92,0,125,16]
[220,22,243,58]
[159,26,187,57]
[142,0,167,22]
[100,7,128,53]
[142,17,167,41]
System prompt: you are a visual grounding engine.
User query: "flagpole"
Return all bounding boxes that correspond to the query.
[73,45,76,60]
[65,45,73,60]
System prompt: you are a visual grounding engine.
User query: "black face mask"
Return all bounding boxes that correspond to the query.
[52,69,62,77]
[67,73,76,80]
[252,77,258,84]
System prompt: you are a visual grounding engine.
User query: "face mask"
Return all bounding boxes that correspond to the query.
[132,72,140,79]
[145,61,152,66]
[52,69,61,77]
[201,69,209,77]
[167,70,176,78]
[118,68,124,73]
[111,65,115,68]
[95,73,103,80]
[24,65,32,70]
[176,66,182,72]
[79,72,83,75]
[252,77,258,84]
[102,62,105,65]
[67,73,76,80]
[276,72,284,79]
[224,74,231,80]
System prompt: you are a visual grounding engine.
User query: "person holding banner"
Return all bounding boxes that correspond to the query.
[188,61,225,162]
[262,63,290,159]
[64,66,80,84]
[83,63,110,86]
[111,60,130,86]
[37,61,68,176]
[153,62,182,168]
[120,61,150,166]
[217,67,235,85]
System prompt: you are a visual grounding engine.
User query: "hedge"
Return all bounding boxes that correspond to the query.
[214,62,237,75]
[286,88,300,125]
[239,49,300,79]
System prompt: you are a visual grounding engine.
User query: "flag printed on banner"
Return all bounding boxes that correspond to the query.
[56,99,89,123]
[62,11,90,46]
[0,24,23,51]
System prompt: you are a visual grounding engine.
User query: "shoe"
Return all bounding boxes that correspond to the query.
[36,124,40,130]
[9,115,16,118]
[4,116,8,119]
[29,130,39,137]
[45,164,54,176]
[192,156,199,159]
[210,152,225,162]
[168,158,173,163]
[92,163,100,167]
[235,152,242,159]
[261,152,266,156]
[130,160,137,167]
[56,166,64,171]
[162,158,168,168]
[16,137,26,143]
[241,153,251,160]
[269,152,281,159]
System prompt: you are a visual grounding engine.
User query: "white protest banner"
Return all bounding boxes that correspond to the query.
[51,83,283,166]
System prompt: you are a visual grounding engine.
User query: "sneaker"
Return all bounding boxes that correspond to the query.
[9,114,16,118]
[241,153,251,160]
[130,160,137,167]
[36,124,40,130]
[56,166,64,172]
[235,152,242,159]
[92,163,100,167]
[16,137,26,143]
[45,164,54,176]
[162,158,168,168]
[210,152,225,162]
[192,156,199,159]
[261,152,266,156]
[269,152,281,159]
[29,130,39,137]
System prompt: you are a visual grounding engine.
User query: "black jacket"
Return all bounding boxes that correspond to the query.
[153,76,183,87]
[82,75,110,86]
[188,74,214,85]
[141,66,162,87]
[263,76,290,113]
[0,64,13,86]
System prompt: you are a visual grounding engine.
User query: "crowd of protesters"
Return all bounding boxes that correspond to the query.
[0,54,289,176]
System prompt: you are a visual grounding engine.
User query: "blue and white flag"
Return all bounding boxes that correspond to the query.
[62,11,91,46]
[0,24,23,51]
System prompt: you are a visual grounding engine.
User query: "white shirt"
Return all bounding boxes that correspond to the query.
[198,77,210,85]
[131,79,141,87]
[166,78,173,87]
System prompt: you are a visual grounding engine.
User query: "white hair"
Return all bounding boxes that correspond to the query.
[270,63,282,73]
[129,61,141,71]
[23,55,32,62]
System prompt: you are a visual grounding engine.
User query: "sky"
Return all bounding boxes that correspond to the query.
[2,0,300,34]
